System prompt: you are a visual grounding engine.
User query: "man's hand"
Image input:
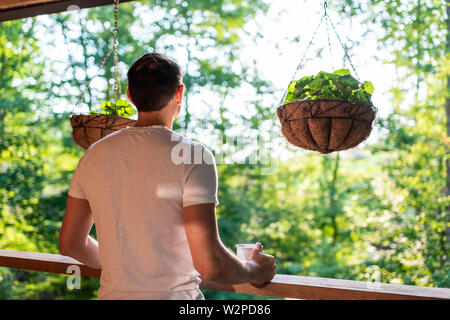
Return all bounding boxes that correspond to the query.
[183,204,276,286]
[247,242,276,284]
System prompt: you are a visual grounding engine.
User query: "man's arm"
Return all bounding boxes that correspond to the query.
[59,195,101,269]
[183,203,276,286]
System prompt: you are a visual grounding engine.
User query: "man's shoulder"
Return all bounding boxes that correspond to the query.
[84,128,215,165]
[170,132,215,166]
[88,127,128,149]
[170,131,210,150]
[81,128,128,161]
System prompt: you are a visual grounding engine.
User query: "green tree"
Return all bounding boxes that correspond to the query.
[2,0,274,299]
[336,0,449,287]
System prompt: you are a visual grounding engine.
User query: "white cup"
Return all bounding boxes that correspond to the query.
[236,244,257,261]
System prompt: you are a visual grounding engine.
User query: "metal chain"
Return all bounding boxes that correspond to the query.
[326,15,361,82]
[276,0,374,108]
[277,14,326,107]
[325,17,334,71]
[70,44,115,115]
[70,0,121,115]
[113,0,121,111]
[326,14,374,106]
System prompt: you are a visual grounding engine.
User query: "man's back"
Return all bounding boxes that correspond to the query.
[68,124,218,299]
[61,53,275,300]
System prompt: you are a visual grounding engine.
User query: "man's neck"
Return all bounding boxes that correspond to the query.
[133,112,173,130]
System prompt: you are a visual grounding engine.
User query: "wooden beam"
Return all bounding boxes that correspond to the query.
[0,0,136,22]
[0,1,65,10]
[1,249,449,300]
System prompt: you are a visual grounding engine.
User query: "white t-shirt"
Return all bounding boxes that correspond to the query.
[68,125,219,300]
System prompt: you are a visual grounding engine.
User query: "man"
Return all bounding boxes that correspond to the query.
[59,53,276,300]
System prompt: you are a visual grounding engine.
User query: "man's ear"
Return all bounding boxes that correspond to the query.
[176,84,184,105]
[127,88,135,106]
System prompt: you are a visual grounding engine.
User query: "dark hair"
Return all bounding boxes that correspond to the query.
[127,53,182,112]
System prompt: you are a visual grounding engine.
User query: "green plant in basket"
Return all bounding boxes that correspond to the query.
[283,69,374,105]
[89,99,137,118]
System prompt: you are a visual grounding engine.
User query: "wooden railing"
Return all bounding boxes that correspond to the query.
[0,249,449,300]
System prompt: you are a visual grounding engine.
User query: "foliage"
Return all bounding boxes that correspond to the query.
[335,0,449,288]
[283,69,374,105]
[335,0,446,87]
[0,0,448,301]
[89,99,136,117]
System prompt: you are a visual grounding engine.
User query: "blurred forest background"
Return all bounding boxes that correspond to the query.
[0,0,448,299]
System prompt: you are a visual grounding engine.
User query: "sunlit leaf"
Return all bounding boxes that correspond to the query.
[333,68,351,75]
[284,70,373,105]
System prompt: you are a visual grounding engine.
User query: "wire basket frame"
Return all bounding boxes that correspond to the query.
[277,100,376,154]
[70,114,135,150]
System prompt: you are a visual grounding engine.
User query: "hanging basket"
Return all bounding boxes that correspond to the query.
[277,100,376,154]
[70,114,136,150]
